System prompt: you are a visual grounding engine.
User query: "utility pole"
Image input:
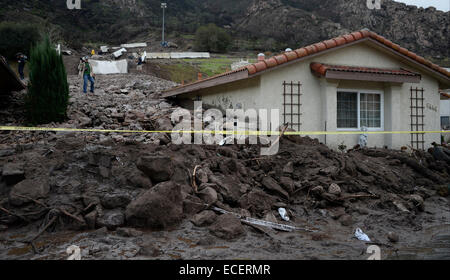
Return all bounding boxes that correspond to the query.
[161,2,167,47]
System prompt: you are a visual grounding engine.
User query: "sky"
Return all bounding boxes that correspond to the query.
[394,0,450,11]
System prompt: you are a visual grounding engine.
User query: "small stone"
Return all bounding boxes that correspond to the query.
[283,162,294,174]
[409,194,425,211]
[195,168,209,185]
[311,186,325,196]
[97,210,125,230]
[328,183,341,195]
[139,242,161,257]
[387,232,399,243]
[339,214,353,226]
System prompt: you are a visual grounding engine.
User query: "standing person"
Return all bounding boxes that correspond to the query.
[79,56,95,94]
[16,53,27,80]
[136,52,143,71]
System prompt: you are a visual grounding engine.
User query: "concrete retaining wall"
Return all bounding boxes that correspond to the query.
[147,52,210,59]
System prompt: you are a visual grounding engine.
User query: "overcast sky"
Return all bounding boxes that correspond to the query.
[394,0,450,11]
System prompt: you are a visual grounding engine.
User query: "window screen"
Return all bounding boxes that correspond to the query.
[442,116,450,129]
[360,93,381,128]
[337,92,358,128]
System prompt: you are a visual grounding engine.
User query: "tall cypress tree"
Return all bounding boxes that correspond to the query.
[26,36,69,124]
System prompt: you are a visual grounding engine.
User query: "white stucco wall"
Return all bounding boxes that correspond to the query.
[180,41,444,150]
[441,100,450,116]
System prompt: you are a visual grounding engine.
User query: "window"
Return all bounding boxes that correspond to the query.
[337,92,358,128]
[442,116,450,130]
[337,90,383,130]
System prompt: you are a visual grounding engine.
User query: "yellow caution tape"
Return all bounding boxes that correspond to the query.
[0,126,449,136]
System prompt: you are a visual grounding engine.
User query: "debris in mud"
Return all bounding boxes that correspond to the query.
[0,73,449,259]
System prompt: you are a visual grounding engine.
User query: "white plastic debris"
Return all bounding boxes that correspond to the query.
[219,136,234,146]
[355,228,371,242]
[278,208,290,221]
[112,48,127,58]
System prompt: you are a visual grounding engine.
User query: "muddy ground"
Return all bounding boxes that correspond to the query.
[0,74,449,260]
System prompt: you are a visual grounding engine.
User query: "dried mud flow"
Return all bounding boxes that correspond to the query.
[0,74,449,260]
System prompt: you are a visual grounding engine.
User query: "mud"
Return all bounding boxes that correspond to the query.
[0,74,449,260]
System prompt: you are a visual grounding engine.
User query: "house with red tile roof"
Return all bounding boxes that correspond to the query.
[163,30,450,150]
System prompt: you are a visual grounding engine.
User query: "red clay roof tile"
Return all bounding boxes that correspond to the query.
[285,51,298,61]
[399,47,409,56]
[305,45,316,54]
[351,31,363,40]
[295,48,308,58]
[324,39,337,49]
[246,64,257,75]
[314,42,327,52]
[265,57,278,68]
[274,54,288,64]
[343,34,355,43]
[334,37,346,46]
[254,61,267,72]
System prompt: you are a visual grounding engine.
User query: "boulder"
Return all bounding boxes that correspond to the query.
[2,163,25,185]
[183,195,205,215]
[197,187,218,205]
[9,177,50,206]
[125,181,183,229]
[136,156,174,183]
[239,189,277,217]
[191,210,217,227]
[128,170,153,188]
[209,214,245,240]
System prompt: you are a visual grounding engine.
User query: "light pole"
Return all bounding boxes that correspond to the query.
[161,2,167,47]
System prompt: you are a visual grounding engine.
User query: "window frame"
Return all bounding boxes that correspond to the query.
[336,89,384,132]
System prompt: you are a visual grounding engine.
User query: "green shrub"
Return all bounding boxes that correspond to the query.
[0,22,40,59]
[194,24,231,53]
[26,36,69,124]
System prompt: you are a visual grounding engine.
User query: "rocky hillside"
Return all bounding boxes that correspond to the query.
[0,0,448,59]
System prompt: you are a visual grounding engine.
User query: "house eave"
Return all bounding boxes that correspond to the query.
[162,70,249,98]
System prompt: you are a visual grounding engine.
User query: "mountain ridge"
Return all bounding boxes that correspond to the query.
[0,0,448,61]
